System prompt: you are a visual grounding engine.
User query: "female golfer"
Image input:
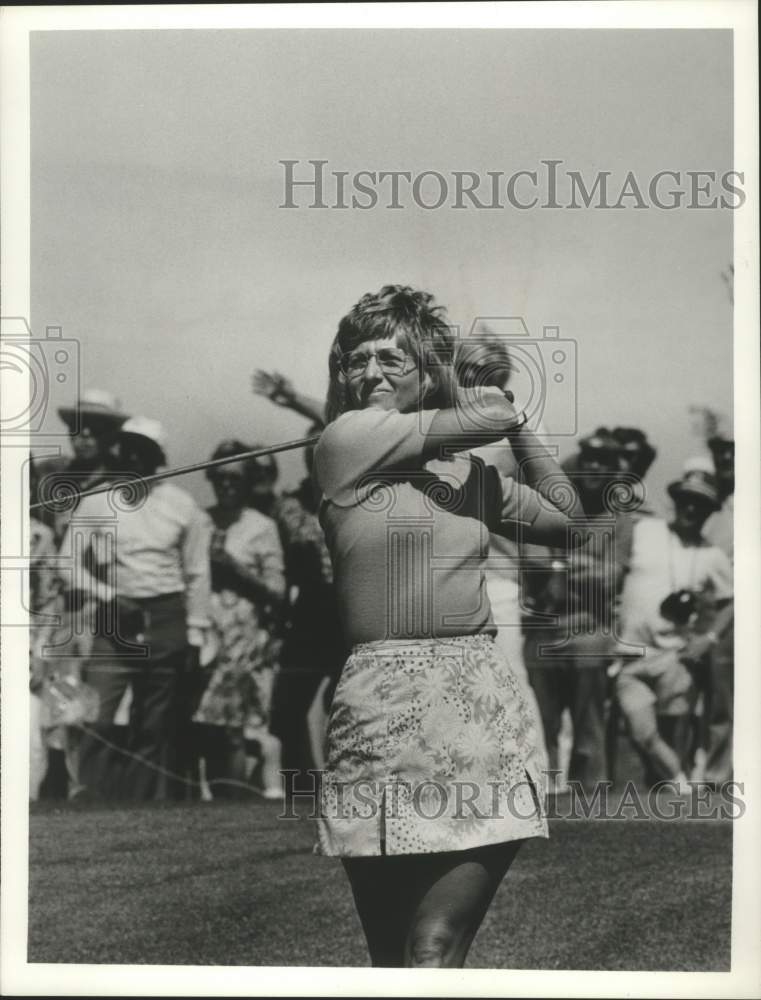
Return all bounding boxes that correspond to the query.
[313,285,586,968]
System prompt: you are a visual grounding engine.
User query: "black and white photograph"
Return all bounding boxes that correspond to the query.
[1,3,759,996]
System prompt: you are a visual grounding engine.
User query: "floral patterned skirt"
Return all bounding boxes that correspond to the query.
[315,634,548,857]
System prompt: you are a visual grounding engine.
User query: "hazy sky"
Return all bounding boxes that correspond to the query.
[30,29,733,510]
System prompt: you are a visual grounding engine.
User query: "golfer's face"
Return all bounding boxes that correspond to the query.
[345,333,423,414]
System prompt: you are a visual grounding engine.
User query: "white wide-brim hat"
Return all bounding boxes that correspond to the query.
[58,388,128,429]
[117,416,168,452]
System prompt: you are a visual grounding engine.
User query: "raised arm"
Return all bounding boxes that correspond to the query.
[251,369,326,427]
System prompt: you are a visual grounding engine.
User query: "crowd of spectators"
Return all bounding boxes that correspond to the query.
[28,351,734,803]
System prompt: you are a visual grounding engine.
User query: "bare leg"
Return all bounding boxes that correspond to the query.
[342,856,417,967]
[403,841,522,967]
[343,840,523,968]
[626,704,683,779]
[258,732,283,795]
[29,692,48,801]
[306,675,331,770]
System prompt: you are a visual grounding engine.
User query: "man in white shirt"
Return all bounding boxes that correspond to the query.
[62,417,212,799]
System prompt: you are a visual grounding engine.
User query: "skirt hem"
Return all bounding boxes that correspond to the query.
[314,824,549,858]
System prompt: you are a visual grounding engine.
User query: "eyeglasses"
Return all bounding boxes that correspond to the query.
[339,348,416,380]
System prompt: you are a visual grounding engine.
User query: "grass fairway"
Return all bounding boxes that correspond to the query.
[28,800,731,969]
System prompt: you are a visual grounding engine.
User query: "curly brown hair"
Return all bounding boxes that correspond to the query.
[325,285,458,423]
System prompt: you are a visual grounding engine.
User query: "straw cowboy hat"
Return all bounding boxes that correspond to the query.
[58,388,128,429]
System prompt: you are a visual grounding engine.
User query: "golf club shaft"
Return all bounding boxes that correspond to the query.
[30,434,321,512]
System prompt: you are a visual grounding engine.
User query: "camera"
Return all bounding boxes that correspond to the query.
[1,317,80,435]
[659,589,698,628]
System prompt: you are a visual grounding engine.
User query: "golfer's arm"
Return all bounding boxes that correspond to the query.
[499,425,587,546]
[423,406,514,458]
[507,425,586,523]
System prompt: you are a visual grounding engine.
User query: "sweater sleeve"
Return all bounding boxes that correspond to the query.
[314,408,439,506]
[497,475,544,531]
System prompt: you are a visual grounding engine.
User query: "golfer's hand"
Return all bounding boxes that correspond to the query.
[454,385,523,432]
[251,370,295,408]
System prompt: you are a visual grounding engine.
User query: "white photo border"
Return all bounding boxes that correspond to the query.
[1,3,759,996]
